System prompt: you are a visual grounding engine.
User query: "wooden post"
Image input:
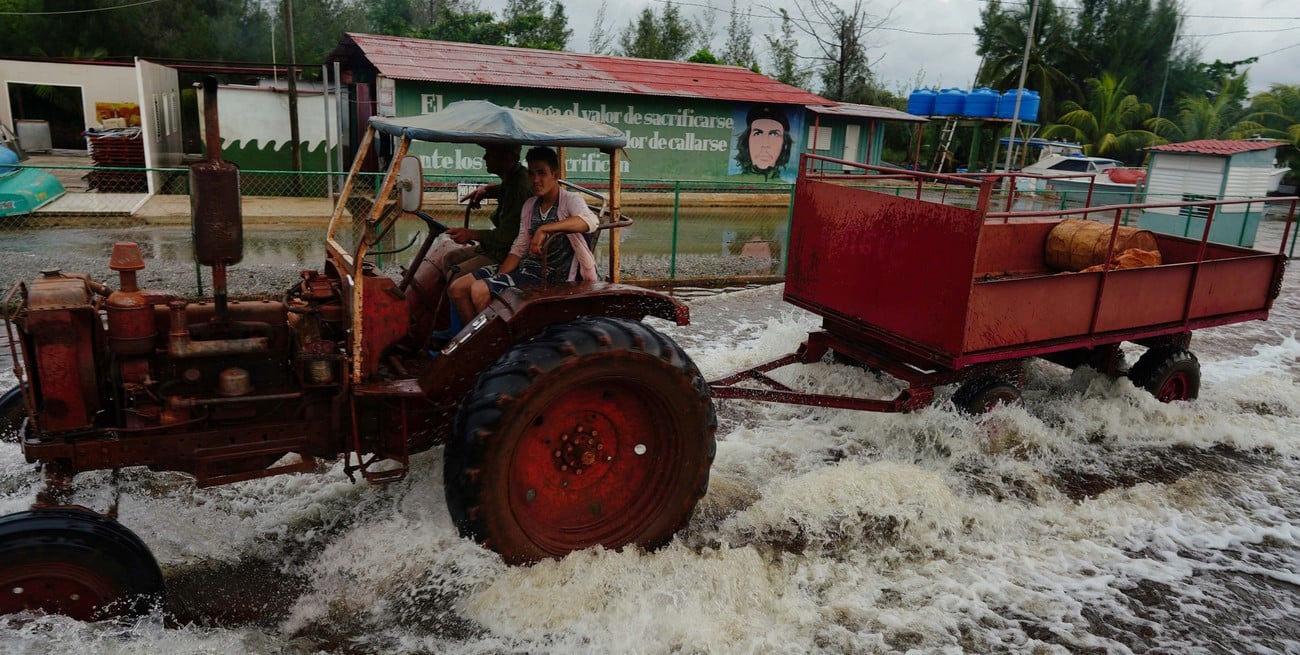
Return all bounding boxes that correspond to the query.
[608,148,622,284]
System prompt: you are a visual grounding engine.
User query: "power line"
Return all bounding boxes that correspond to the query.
[666,0,1300,39]
[1185,26,1300,38]
[653,0,1297,72]
[975,0,1300,20]
[1256,40,1300,57]
[653,0,972,36]
[0,0,168,16]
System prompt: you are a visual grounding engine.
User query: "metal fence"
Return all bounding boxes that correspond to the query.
[0,163,798,297]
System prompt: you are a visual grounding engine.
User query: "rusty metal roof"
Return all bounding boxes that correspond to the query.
[335,33,832,106]
[806,102,929,124]
[1148,139,1282,155]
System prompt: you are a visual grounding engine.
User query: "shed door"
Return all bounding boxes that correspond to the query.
[841,124,860,170]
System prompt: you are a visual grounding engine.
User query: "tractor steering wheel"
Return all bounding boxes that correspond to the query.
[413,210,450,237]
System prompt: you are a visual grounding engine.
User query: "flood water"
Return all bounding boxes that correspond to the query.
[1,219,1298,654]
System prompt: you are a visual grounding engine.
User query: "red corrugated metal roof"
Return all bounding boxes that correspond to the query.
[1148,139,1281,155]
[337,33,832,106]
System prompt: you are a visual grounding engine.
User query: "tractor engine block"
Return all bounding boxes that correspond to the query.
[13,244,347,437]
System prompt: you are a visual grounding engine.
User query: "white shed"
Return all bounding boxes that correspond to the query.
[1138,139,1284,247]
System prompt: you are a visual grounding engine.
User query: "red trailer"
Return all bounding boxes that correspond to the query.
[710,154,1296,413]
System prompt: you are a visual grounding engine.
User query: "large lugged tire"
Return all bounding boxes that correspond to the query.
[952,375,1021,414]
[1128,347,1200,402]
[0,386,25,443]
[0,509,166,620]
[445,317,717,564]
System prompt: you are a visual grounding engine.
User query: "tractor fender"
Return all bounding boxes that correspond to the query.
[417,282,688,404]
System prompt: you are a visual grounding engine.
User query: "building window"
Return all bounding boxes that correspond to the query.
[162,93,171,137]
[807,126,832,151]
[152,94,161,141]
[1180,193,1215,220]
[170,92,180,136]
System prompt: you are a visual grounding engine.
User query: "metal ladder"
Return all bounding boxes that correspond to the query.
[931,117,959,173]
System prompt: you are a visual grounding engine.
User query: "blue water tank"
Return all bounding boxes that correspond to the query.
[997,89,1041,121]
[1019,90,1041,123]
[906,88,937,116]
[0,145,18,175]
[963,87,999,118]
[996,90,1017,119]
[933,88,967,117]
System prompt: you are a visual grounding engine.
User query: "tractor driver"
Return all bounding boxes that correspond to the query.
[447,146,598,321]
[417,143,531,339]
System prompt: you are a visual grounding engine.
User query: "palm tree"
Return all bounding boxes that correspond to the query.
[1238,84,1300,144]
[1041,73,1165,164]
[1147,75,1255,141]
[1237,83,1300,183]
[974,0,1081,123]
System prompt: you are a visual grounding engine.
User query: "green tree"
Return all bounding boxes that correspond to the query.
[588,0,616,54]
[0,0,279,64]
[687,49,719,65]
[1157,57,1256,118]
[286,0,368,66]
[503,0,571,50]
[411,6,508,46]
[1072,0,1180,109]
[1147,75,1253,141]
[765,9,810,89]
[1238,84,1300,182]
[619,2,693,60]
[719,0,757,69]
[974,0,1080,123]
[366,0,415,36]
[784,0,888,102]
[1041,73,1165,163]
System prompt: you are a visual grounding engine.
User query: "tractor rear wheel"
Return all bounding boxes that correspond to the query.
[0,509,165,620]
[0,386,25,443]
[445,317,717,564]
[1128,347,1200,402]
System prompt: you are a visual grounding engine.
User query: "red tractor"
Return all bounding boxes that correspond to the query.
[0,90,716,620]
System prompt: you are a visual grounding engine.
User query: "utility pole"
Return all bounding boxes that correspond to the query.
[1156,16,1182,119]
[1002,0,1039,180]
[283,0,302,193]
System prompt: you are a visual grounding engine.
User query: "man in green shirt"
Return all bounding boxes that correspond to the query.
[435,143,531,276]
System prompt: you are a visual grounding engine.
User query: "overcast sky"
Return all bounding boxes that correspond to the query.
[477,0,1299,96]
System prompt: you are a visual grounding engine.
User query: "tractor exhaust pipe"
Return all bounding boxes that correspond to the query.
[190,76,243,320]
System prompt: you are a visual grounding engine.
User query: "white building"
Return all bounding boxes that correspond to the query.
[1138,139,1285,247]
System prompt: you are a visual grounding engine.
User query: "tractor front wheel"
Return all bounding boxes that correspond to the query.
[0,508,165,620]
[445,317,717,564]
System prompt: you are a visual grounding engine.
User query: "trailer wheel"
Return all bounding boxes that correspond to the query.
[952,376,1021,414]
[0,509,165,620]
[0,386,24,443]
[445,317,717,564]
[1128,347,1200,402]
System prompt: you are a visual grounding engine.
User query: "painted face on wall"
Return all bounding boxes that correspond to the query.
[748,118,786,171]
